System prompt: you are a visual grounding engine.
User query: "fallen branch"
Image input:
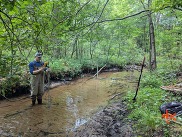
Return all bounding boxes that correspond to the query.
[4,107,32,118]
[161,86,182,95]
[133,56,145,101]
[110,93,123,100]
[161,86,182,92]
[4,111,23,118]
[92,64,107,78]
[82,64,107,84]
[39,130,63,136]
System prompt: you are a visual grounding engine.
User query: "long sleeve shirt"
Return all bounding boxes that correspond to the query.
[29,60,44,75]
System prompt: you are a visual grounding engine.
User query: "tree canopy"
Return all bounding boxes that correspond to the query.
[0,0,181,77]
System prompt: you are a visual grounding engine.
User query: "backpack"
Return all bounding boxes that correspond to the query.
[159,102,182,116]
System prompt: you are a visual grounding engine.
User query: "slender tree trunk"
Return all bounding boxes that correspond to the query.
[78,38,83,59]
[75,38,78,59]
[107,45,111,62]
[64,43,67,57]
[71,43,75,58]
[148,0,157,70]
[140,0,157,70]
[148,11,157,70]
[118,44,121,57]
[143,22,147,52]
[90,45,93,59]
[71,35,78,58]
[90,37,93,59]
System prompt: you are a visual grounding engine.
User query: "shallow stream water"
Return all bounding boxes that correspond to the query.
[0,71,139,137]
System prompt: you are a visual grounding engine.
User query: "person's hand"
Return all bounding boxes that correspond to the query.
[46,68,51,72]
[39,66,46,72]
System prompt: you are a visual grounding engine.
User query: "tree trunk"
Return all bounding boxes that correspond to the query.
[118,44,121,57]
[143,22,147,52]
[148,0,157,70]
[148,12,157,70]
[71,36,78,59]
[90,37,93,59]
[75,38,78,59]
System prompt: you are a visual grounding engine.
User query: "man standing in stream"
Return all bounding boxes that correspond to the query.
[29,51,49,106]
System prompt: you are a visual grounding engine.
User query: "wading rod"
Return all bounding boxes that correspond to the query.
[133,56,145,101]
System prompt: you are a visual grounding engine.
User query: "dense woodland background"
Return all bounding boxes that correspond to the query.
[0,0,182,94]
[0,0,182,136]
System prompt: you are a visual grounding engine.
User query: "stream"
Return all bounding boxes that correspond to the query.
[0,71,139,137]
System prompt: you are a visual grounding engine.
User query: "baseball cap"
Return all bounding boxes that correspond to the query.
[35,52,42,57]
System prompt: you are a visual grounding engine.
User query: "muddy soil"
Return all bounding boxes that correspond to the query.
[73,101,135,137]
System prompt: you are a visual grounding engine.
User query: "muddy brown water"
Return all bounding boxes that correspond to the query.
[0,71,139,137]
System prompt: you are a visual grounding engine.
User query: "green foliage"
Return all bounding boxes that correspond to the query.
[110,56,126,67]
[141,72,163,88]
[152,0,182,11]
[0,0,181,79]
[124,67,182,136]
[0,75,21,96]
[81,59,98,70]
[125,87,168,135]
[49,58,82,79]
[155,56,181,85]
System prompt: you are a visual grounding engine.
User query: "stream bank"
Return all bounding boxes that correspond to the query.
[73,100,135,137]
[0,66,122,100]
[0,70,139,137]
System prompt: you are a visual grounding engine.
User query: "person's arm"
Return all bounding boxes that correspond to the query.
[33,67,45,75]
[29,62,45,75]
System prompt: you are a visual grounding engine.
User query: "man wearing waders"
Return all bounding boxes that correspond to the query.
[29,52,47,106]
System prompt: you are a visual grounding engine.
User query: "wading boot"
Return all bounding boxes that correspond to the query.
[32,99,36,106]
[37,99,42,104]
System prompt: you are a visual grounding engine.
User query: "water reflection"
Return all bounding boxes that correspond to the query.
[74,118,88,129]
[0,71,138,136]
[66,95,89,131]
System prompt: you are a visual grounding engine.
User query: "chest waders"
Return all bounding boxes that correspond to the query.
[30,66,44,105]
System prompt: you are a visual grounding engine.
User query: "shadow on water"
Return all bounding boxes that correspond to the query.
[0,71,139,137]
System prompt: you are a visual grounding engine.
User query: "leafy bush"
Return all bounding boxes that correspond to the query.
[0,75,21,96]
[157,57,181,84]
[49,58,83,79]
[141,72,163,88]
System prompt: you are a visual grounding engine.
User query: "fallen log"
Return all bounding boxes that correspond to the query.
[161,86,182,95]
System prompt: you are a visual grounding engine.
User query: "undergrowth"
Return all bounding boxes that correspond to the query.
[124,70,182,137]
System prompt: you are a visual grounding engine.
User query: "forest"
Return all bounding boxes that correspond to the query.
[0,0,182,136]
